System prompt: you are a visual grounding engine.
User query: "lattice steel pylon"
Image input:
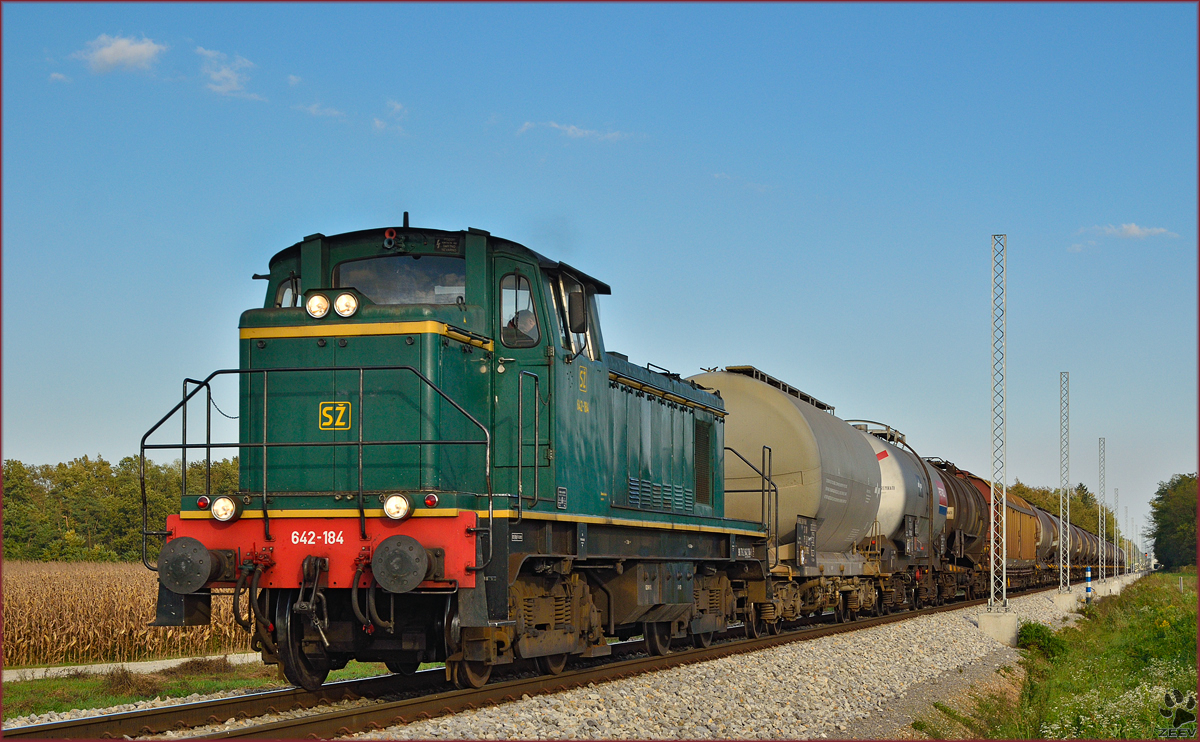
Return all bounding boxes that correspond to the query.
[1059,372,1070,592]
[1099,438,1106,581]
[989,235,1008,611]
[1114,487,1120,576]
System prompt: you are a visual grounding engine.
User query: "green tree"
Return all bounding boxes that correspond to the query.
[1149,473,1197,569]
[2,454,239,563]
[1074,482,1096,508]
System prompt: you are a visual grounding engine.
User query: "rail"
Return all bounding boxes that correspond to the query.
[139,365,493,572]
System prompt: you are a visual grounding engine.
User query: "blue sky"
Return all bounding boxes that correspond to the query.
[3,3,1195,544]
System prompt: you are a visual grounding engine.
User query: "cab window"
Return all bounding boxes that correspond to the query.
[500,273,540,348]
[275,276,300,308]
[554,273,596,360]
[333,254,465,305]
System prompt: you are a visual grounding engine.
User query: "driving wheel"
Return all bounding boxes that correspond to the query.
[454,660,492,689]
[536,653,568,676]
[275,588,330,691]
[643,622,672,655]
[385,658,421,676]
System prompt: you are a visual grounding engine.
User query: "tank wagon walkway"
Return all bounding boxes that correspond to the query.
[349,581,1133,740]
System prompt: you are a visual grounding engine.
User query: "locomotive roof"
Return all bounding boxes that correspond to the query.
[267,226,611,295]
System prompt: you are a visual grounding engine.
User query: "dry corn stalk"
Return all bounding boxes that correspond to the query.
[2,561,247,667]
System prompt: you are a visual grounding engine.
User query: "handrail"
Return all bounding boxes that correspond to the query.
[140,365,492,572]
[724,445,779,569]
[514,370,540,524]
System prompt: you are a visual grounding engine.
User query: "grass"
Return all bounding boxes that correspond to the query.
[911,570,1198,739]
[1,657,402,722]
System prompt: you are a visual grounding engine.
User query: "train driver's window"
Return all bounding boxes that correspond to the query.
[275,278,300,308]
[500,274,540,348]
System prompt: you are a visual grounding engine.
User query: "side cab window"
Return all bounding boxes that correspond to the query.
[275,276,300,308]
[547,273,599,360]
[500,273,541,348]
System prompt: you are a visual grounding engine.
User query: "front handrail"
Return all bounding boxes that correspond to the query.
[140,365,492,572]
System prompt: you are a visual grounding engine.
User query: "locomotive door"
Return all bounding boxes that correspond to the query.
[491,256,551,509]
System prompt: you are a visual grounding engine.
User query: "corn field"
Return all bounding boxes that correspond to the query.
[3,561,248,667]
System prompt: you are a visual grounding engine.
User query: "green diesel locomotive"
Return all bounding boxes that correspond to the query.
[146,220,769,690]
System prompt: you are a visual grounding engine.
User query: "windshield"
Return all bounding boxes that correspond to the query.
[333,254,465,305]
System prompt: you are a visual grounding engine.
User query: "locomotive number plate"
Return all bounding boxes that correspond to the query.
[318,402,352,430]
[291,530,345,545]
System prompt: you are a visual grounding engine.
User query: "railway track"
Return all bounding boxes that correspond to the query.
[9,591,1041,740]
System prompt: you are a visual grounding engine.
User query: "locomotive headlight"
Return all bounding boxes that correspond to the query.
[306,293,330,318]
[211,495,242,522]
[383,494,412,520]
[334,293,359,317]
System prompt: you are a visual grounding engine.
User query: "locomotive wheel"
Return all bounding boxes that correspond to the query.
[692,631,714,649]
[743,606,764,639]
[643,622,672,655]
[454,660,492,689]
[385,659,421,676]
[275,589,331,691]
[767,619,781,635]
[536,653,568,676]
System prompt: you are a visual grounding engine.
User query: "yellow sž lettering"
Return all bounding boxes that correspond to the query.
[576,399,590,413]
[319,401,352,430]
[579,366,588,393]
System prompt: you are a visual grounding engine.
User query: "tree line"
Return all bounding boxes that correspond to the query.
[1,454,1190,564]
[1008,479,1126,544]
[1147,472,1197,569]
[2,455,238,562]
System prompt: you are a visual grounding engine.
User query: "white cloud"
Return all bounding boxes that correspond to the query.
[386,100,406,118]
[49,72,70,82]
[288,75,302,86]
[294,102,345,117]
[294,103,344,117]
[1078,223,1179,240]
[196,47,264,100]
[373,118,387,131]
[1102,223,1178,239]
[517,121,630,141]
[1067,244,1084,253]
[712,171,768,193]
[72,34,166,73]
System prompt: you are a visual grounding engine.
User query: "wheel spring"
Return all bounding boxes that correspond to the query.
[553,596,570,628]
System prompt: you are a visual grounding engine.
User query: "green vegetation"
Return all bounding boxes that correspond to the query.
[1009,479,1121,542]
[1,657,410,722]
[1017,621,1067,660]
[1148,473,1197,569]
[2,455,237,562]
[912,570,1198,739]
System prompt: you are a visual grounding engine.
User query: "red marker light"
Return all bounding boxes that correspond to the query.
[384,228,397,239]
[424,493,439,508]
[197,496,211,509]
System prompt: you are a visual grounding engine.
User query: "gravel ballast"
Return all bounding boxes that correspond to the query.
[352,584,1101,740]
[5,580,1131,738]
